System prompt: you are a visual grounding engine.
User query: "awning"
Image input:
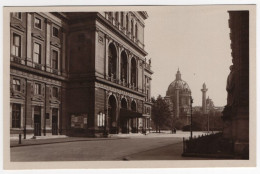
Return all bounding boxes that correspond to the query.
[120,109,143,118]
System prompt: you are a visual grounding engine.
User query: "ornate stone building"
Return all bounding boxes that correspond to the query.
[164,69,191,125]
[10,11,153,138]
[222,11,249,157]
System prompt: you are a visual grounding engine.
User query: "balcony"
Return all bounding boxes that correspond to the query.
[34,63,44,70]
[106,75,141,93]
[10,55,25,65]
[11,56,61,76]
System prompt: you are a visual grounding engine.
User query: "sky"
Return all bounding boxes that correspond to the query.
[144,6,233,106]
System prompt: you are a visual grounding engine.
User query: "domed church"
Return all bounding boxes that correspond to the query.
[164,69,192,125]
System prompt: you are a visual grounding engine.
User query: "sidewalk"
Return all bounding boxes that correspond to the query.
[10,136,128,148]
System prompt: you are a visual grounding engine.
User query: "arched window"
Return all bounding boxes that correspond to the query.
[121,51,128,83]
[131,101,137,111]
[131,20,134,36]
[121,12,124,26]
[108,44,117,79]
[126,14,129,31]
[121,98,127,109]
[131,58,137,87]
[135,23,138,39]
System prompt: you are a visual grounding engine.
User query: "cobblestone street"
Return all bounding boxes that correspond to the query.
[11,131,209,161]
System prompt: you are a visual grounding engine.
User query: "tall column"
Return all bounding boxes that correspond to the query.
[105,35,109,78]
[117,45,121,82]
[201,83,208,114]
[26,80,33,129]
[61,28,67,76]
[26,13,32,66]
[45,19,51,72]
[128,55,131,85]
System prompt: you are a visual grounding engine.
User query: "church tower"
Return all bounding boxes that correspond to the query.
[201,83,208,114]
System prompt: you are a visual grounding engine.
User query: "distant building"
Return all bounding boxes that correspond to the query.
[164,69,191,125]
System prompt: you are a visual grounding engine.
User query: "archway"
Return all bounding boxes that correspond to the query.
[108,95,117,134]
[121,51,128,85]
[120,98,128,133]
[130,100,137,133]
[108,43,117,80]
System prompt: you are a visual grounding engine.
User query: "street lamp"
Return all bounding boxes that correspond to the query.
[190,96,193,139]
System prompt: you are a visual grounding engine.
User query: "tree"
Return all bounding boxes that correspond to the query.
[151,95,171,133]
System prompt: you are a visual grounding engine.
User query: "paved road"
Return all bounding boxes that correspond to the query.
[11,131,208,161]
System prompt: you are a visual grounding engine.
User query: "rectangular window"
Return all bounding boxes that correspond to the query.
[12,78,21,91]
[12,104,21,128]
[52,50,58,70]
[34,17,41,29]
[53,27,59,37]
[13,12,22,19]
[33,43,41,64]
[52,87,58,98]
[12,33,21,57]
[34,83,41,95]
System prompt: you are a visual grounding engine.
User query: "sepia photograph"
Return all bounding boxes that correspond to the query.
[2,4,256,170]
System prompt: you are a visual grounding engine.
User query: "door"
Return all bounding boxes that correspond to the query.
[52,108,58,135]
[34,106,41,136]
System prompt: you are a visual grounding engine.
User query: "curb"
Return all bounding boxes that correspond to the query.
[10,137,129,148]
[182,153,235,159]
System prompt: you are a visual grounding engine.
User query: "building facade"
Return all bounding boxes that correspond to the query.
[222,11,249,157]
[164,69,191,125]
[10,12,153,138]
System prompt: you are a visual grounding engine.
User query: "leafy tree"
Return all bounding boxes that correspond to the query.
[151,95,171,133]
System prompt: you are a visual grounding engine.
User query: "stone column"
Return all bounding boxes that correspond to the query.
[49,108,52,129]
[61,28,67,76]
[26,80,33,129]
[105,35,109,79]
[57,109,60,135]
[20,105,24,128]
[117,45,121,82]
[201,83,208,114]
[41,106,44,135]
[26,13,32,66]
[45,19,51,72]
[128,54,132,86]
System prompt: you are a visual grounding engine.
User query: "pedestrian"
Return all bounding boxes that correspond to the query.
[174,127,177,134]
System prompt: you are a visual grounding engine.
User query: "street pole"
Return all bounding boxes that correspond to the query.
[190,96,193,139]
[207,113,209,134]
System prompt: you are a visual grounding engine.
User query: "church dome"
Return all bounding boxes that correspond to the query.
[166,69,191,96]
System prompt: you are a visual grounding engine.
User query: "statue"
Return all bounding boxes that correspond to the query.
[226,65,235,106]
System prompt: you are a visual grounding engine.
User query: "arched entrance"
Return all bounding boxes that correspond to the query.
[130,101,137,133]
[108,95,117,134]
[120,98,128,133]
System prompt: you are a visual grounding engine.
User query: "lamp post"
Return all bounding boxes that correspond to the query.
[190,96,193,139]
[103,109,108,137]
